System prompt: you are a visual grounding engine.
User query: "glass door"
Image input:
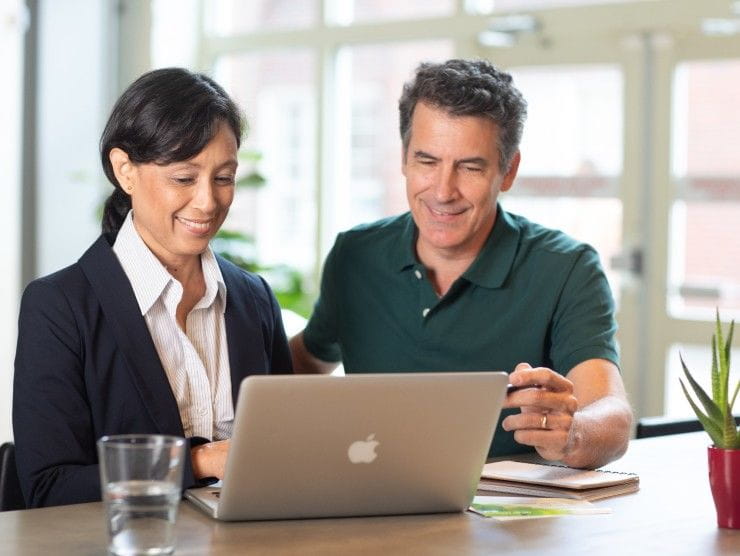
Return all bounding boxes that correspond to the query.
[470,0,740,420]
[662,43,740,418]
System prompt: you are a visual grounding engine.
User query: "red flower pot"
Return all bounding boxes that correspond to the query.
[708,446,740,529]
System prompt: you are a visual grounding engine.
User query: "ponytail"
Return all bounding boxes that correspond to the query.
[101,187,131,235]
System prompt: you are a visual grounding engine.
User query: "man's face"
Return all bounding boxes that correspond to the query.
[402,101,519,263]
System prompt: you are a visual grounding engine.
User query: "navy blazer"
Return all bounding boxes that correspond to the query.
[13,234,293,508]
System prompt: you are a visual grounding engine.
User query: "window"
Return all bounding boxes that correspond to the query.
[206,0,318,35]
[214,50,318,277]
[330,0,454,24]
[504,65,624,300]
[669,60,740,319]
[328,40,453,236]
[151,0,199,68]
[467,0,640,12]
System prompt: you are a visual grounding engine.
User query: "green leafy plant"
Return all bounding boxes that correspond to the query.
[212,229,313,319]
[236,149,267,188]
[679,311,739,449]
[212,148,312,318]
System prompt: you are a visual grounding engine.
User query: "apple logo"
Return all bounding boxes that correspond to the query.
[347,434,379,464]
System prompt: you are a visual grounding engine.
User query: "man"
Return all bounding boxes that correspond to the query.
[290,59,632,469]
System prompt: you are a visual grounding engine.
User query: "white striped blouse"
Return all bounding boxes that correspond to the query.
[112,211,233,441]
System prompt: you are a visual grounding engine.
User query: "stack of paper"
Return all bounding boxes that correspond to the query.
[477,460,639,502]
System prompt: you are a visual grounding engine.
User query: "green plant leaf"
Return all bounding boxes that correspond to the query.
[680,353,722,422]
[728,421,740,450]
[236,171,267,188]
[725,320,735,413]
[238,149,263,163]
[214,229,253,242]
[731,379,740,412]
[711,334,721,408]
[726,319,735,368]
[716,310,729,411]
[723,405,738,448]
[679,379,725,446]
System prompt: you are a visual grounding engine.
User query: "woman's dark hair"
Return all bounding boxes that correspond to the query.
[100,67,244,235]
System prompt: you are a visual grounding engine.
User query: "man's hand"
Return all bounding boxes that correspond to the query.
[502,360,632,469]
[191,439,230,480]
[502,363,579,461]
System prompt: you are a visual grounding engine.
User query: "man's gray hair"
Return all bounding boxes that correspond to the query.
[398,59,527,171]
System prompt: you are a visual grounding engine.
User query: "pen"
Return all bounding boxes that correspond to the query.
[506,384,542,394]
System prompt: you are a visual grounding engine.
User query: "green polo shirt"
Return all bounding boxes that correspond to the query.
[303,205,618,457]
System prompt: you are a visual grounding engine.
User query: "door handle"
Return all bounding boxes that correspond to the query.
[610,247,643,275]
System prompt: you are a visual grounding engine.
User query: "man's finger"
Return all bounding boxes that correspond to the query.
[509,366,572,392]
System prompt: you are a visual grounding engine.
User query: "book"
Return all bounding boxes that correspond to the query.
[477,460,639,502]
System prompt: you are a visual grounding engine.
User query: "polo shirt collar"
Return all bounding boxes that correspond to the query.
[391,212,419,272]
[463,204,521,289]
[390,205,520,289]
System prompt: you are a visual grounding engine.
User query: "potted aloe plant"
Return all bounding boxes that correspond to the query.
[679,310,739,529]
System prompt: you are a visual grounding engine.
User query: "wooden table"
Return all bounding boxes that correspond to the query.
[2,432,739,555]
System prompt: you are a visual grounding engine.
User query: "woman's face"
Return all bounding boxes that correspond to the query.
[112,121,238,269]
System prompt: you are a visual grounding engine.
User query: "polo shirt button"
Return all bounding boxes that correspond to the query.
[198,407,207,416]
[414,270,422,279]
[422,308,430,317]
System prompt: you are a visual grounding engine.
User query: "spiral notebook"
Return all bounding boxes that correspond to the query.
[477,460,639,501]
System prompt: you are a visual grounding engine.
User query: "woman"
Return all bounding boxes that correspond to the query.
[13,68,292,508]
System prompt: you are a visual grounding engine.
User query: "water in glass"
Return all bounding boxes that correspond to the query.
[105,480,180,556]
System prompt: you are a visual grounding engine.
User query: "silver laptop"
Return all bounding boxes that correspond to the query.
[185,372,508,521]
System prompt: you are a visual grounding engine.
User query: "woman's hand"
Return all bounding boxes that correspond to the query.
[191,439,230,480]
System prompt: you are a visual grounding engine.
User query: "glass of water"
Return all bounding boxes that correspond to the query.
[98,435,186,556]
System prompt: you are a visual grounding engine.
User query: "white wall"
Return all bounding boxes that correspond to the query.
[35,0,115,277]
[0,0,24,442]
[0,0,117,441]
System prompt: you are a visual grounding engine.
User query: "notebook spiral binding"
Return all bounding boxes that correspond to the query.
[535,462,637,476]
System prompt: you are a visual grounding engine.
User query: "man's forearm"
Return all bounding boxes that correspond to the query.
[561,395,633,469]
[288,332,339,374]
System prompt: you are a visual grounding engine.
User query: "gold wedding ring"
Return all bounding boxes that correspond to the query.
[541,413,548,429]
